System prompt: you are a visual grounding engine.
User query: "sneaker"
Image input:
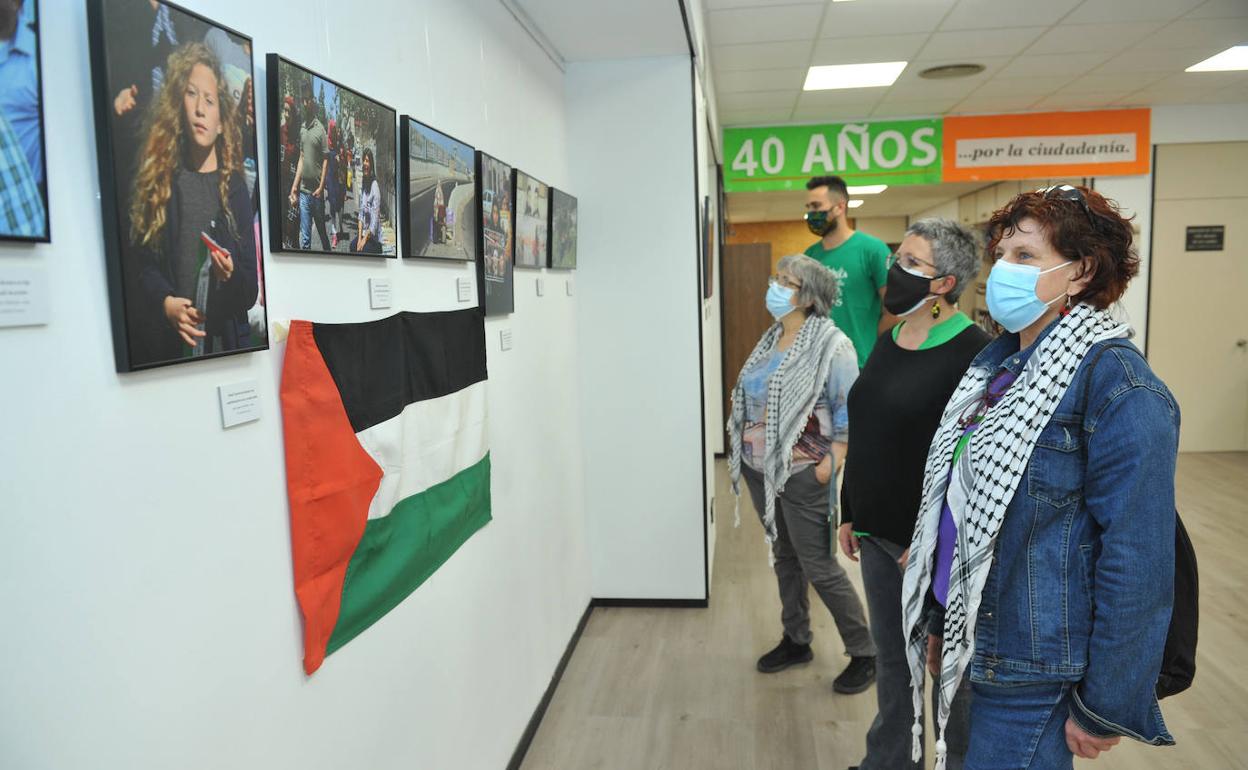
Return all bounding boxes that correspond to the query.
[756,635,813,673]
[832,656,876,694]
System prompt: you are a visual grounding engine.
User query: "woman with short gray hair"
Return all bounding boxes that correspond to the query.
[840,217,991,770]
[728,253,877,696]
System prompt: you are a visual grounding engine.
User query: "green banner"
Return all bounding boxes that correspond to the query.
[724,119,943,192]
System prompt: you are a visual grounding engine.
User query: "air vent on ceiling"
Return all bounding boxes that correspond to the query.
[919,63,985,80]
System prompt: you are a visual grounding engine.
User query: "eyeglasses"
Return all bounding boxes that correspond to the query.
[769,274,802,290]
[1040,184,1105,231]
[888,252,939,273]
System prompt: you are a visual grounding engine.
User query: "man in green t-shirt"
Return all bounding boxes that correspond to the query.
[803,175,898,367]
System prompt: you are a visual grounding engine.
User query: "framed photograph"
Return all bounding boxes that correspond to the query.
[475,150,513,316]
[701,195,713,299]
[549,187,577,270]
[512,169,548,270]
[267,54,396,257]
[87,0,267,372]
[399,117,476,261]
[0,0,49,242]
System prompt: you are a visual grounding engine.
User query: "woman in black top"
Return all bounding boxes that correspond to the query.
[840,218,990,770]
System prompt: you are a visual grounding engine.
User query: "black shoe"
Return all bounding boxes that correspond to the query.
[756,635,813,673]
[832,655,876,694]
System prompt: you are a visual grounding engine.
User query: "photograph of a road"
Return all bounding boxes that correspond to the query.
[403,118,476,261]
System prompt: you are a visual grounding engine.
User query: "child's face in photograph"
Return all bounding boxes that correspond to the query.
[184,63,221,150]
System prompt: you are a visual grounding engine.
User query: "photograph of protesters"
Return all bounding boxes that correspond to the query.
[400,117,476,261]
[88,0,266,372]
[476,150,514,315]
[267,54,396,257]
[513,170,548,270]
[0,0,49,241]
[549,188,577,269]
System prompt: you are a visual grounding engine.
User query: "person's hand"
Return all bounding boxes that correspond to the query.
[209,245,234,282]
[898,548,910,569]
[927,634,941,676]
[837,523,859,562]
[163,296,205,347]
[288,189,297,207]
[113,85,137,116]
[1065,718,1120,759]
[814,456,833,485]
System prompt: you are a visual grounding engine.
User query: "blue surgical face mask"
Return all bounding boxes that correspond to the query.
[766,282,797,320]
[985,260,1073,333]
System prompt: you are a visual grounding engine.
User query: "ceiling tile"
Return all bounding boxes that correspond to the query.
[796,86,890,107]
[952,93,1043,114]
[718,108,796,126]
[716,68,809,93]
[810,33,930,65]
[717,90,800,110]
[1000,51,1113,77]
[708,5,825,45]
[790,102,880,122]
[706,0,824,9]
[917,27,1047,60]
[1185,0,1248,18]
[1032,92,1138,110]
[1137,17,1248,50]
[818,0,956,37]
[1060,72,1168,93]
[1149,71,1248,92]
[711,41,814,72]
[870,98,962,117]
[1065,0,1204,24]
[1026,21,1163,56]
[939,0,1081,31]
[1093,47,1223,74]
[968,75,1077,97]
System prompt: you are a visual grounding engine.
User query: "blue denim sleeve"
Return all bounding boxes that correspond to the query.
[827,340,858,444]
[1069,382,1178,746]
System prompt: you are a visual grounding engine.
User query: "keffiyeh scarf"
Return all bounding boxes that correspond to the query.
[901,303,1129,770]
[727,314,850,547]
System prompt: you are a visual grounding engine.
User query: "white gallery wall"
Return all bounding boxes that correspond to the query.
[0,1,592,769]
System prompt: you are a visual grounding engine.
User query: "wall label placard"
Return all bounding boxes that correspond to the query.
[1185,225,1225,252]
[457,277,472,303]
[499,329,513,351]
[368,278,393,309]
[218,380,261,429]
[536,278,545,297]
[0,266,49,328]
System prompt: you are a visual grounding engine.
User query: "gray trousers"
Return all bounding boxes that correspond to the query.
[741,464,874,657]
[858,536,971,770]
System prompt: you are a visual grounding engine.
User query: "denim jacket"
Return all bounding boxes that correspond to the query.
[963,322,1179,746]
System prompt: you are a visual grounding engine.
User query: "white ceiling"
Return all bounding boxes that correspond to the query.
[510,0,690,62]
[708,0,1248,126]
[726,181,992,222]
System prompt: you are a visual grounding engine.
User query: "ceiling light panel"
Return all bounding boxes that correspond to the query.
[804,61,908,90]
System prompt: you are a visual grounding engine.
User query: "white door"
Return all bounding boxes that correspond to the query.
[1149,142,1248,452]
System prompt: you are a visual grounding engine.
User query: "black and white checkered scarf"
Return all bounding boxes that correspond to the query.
[901,303,1129,770]
[727,314,850,548]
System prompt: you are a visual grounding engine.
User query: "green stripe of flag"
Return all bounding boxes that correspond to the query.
[327,453,492,655]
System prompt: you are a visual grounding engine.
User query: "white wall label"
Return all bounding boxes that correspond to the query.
[218,380,261,429]
[565,279,574,297]
[457,277,472,303]
[536,278,545,297]
[499,329,513,351]
[368,278,392,309]
[0,266,48,328]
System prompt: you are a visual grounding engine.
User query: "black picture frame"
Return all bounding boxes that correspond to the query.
[475,150,514,315]
[87,0,268,372]
[0,0,51,243]
[266,53,397,258]
[701,195,713,300]
[512,169,548,271]
[548,187,577,270]
[399,116,476,261]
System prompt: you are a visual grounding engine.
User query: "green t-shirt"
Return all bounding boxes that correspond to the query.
[891,310,974,351]
[298,118,327,193]
[805,231,891,367]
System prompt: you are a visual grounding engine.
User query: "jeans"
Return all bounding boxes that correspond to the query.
[965,681,1074,770]
[298,190,329,251]
[741,464,874,657]
[858,536,970,770]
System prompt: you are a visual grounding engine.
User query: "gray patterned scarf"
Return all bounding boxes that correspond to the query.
[727,314,850,546]
[900,302,1129,770]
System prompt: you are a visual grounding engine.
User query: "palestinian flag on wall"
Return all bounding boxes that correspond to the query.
[280,309,491,674]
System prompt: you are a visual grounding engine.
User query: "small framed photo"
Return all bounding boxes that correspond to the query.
[549,188,577,270]
[400,117,476,261]
[0,0,49,242]
[267,54,397,257]
[476,150,514,315]
[512,169,548,270]
[87,0,267,371]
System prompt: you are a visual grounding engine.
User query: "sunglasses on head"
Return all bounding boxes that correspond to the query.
[1040,184,1105,230]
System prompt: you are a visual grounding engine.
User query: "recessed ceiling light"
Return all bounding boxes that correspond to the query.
[919,63,986,80]
[847,199,865,209]
[832,0,858,3]
[804,62,907,91]
[847,184,887,195]
[1186,45,1248,72]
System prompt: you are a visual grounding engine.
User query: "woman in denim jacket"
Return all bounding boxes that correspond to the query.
[901,186,1178,770]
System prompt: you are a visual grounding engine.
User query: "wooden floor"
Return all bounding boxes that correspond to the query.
[521,453,1248,770]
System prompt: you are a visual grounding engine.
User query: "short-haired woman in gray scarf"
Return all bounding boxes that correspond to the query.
[728,253,876,694]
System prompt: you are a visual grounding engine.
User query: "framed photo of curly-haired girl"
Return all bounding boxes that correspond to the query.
[87,0,267,372]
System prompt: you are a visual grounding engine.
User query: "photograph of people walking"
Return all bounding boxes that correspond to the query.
[401,117,475,261]
[476,150,513,315]
[87,0,266,371]
[512,169,547,269]
[0,0,48,241]
[267,54,396,257]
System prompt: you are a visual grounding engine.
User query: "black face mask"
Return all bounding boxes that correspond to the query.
[883,261,945,316]
[804,209,837,236]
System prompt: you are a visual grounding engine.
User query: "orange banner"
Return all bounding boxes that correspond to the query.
[942,109,1150,182]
